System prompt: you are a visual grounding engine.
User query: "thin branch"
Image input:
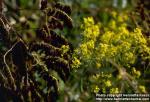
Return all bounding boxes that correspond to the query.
[0,15,11,33]
[106,59,142,93]
[3,42,18,90]
[0,69,7,82]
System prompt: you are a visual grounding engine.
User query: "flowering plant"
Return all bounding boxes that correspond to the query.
[72,13,150,94]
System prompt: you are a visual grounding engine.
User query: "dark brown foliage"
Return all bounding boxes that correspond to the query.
[134,0,150,37]
[40,0,48,10]
[11,40,27,76]
[48,17,63,30]
[0,26,10,47]
[43,56,70,81]
[0,1,73,101]
[36,28,70,48]
[47,8,73,28]
[29,42,62,57]
[54,2,72,15]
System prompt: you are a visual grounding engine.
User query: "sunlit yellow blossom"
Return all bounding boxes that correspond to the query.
[96,63,101,68]
[118,26,129,35]
[109,20,116,29]
[93,26,99,37]
[84,17,94,26]
[132,28,146,44]
[72,57,81,68]
[132,67,141,78]
[123,14,128,21]
[82,17,100,40]
[124,52,135,64]
[94,85,100,93]
[79,43,88,55]
[110,88,119,94]
[109,46,117,56]
[72,16,149,94]
[117,15,124,22]
[86,40,95,49]
[92,74,100,82]
[100,43,109,52]
[102,88,106,93]
[61,45,69,54]
[101,31,114,44]
[139,85,146,93]
[134,28,142,34]
[105,80,112,87]
[139,45,150,57]
[83,25,99,40]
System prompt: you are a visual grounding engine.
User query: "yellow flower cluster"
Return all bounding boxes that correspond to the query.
[75,17,100,59]
[132,67,141,78]
[138,85,146,93]
[110,88,119,94]
[93,85,100,93]
[71,57,81,69]
[61,45,69,54]
[105,80,112,87]
[72,14,150,93]
[97,25,149,66]
[82,17,100,40]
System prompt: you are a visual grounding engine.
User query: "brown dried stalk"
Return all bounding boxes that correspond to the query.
[0,0,2,13]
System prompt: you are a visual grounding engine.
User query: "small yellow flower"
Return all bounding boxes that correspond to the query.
[111,11,117,18]
[117,15,124,22]
[105,80,112,87]
[119,26,129,35]
[110,88,119,94]
[96,63,101,68]
[83,17,94,26]
[92,74,100,81]
[61,45,69,54]
[94,85,100,93]
[86,40,95,49]
[134,28,142,34]
[82,17,100,40]
[80,43,88,55]
[71,57,81,68]
[109,20,116,29]
[139,85,146,93]
[136,71,141,78]
[132,67,141,78]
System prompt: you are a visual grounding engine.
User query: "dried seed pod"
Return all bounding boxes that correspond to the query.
[36,28,69,48]
[29,81,43,101]
[43,56,70,81]
[40,0,48,10]
[47,8,73,28]
[41,73,58,101]
[29,65,58,100]
[0,26,10,47]
[48,17,63,30]
[54,2,71,15]
[28,73,47,100]
[36,28,49,42]
[11,40,27,76]
[50,30,70,47]
[41,72,58,93]
[0,1,73,101]
[29,42,62,57]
